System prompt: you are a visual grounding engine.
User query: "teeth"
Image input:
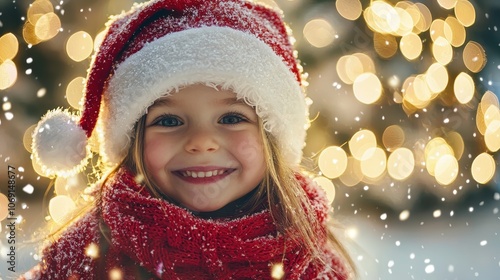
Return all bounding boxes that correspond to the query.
[181,169,226,178]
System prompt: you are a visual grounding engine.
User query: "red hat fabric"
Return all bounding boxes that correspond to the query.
[32,0,309,177]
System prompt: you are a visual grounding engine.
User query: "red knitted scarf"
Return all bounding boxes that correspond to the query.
[26,168,347,279]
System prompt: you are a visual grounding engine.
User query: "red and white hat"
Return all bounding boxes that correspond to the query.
[32,0,309,177]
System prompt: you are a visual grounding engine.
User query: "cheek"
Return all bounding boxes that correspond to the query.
[231,131,265,167]
[143,134,172,170]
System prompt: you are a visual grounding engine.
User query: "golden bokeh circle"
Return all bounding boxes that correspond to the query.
[400,32,422,60]
[454,72,475,104]
[336,0,362,21]
[353,72,383,104]
[373,32,398,59]
[382,125,405,151]
[463,41,486,73]
[0,33,19,62]
[387,147,415,180]
[318,146,348,179]
[471,153,495,184]
[455,0,476,27]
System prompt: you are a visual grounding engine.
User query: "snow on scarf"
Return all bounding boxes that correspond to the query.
[21,168,348,279]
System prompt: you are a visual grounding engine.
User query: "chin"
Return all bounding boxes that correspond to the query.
[182,201,227,213]
[193,204,225,213]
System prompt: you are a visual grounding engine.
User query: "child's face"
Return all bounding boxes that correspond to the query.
[143,84,266,212]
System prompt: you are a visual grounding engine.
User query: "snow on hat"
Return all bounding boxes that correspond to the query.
[31,0,309,177]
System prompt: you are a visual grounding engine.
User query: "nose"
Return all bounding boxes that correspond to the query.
[184,127,220,153]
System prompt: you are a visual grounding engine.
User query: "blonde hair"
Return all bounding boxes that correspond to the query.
[123,113,355,274]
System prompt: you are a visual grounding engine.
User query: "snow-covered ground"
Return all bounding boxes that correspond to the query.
[345,195,500,279]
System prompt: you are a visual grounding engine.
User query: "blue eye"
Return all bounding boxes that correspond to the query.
[219,113,246,125]
[155,115,183,127]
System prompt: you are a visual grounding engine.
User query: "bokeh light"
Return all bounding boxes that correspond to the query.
[399,209,411,221]
[434,154,459,185]
[437,0,458,10]
[387,147,415,180]
[471,153,496,184]
[34,12,61,41]
[400,32,422,60]
[339,157,364,187]
[382,125,405,151]
[432,37,453,65]
[444,16,466,47]
[353,72,382,104]
[429,19,448,42]
[109,268,124,280]
[23,0,60,45]
[313,176,336,205]
[0,33,19,62]
[425,63,448,94]
[48,195,77,225]
[0,193,9,221]
[373,32,398,59]
[27,0,54,25]
[66,77,85,109]
[66,31,94,62]
[349,130,377,161]
[445,131,465,160]
[85,243,100,259]
[424,137,454,177]
[463,41,487,73]
[454,0,476,27]
[22,21,42,45]
[365,1,400,35]
[485,120,500,152]
[271,263,285,280]
[454,72,475,104]
[318,146,348,179]
[303,19,335,48]
[54,173,86,200]
[93,30,107,52]
[477,92,500,136]
[23,124,37,153]
[336,53,376,85]
[360,147,386,179]
[414,3,432,33]
[336,0,362,21]
[0,60,17,90]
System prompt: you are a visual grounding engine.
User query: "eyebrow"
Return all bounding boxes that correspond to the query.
[150,97,175,108]
[219,97,248,106]
[150,96,247,108]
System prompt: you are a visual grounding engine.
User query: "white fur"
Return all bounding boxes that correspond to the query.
[99,26,307,166]
[32,109,90,177]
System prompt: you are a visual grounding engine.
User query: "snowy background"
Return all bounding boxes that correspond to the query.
[1,0,499,279]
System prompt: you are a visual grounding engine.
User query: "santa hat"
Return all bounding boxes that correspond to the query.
[31,0,309,177]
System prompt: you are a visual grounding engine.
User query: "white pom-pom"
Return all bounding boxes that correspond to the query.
[32,109,89,177]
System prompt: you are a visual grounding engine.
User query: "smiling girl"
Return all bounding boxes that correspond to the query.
[141,85,266,214]
[25,0,353,279]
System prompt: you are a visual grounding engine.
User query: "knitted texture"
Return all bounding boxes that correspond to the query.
[21,168,347,279]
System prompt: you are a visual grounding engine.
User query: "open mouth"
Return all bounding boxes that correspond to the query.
[179,169,229,178]
[173,168,235,184]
